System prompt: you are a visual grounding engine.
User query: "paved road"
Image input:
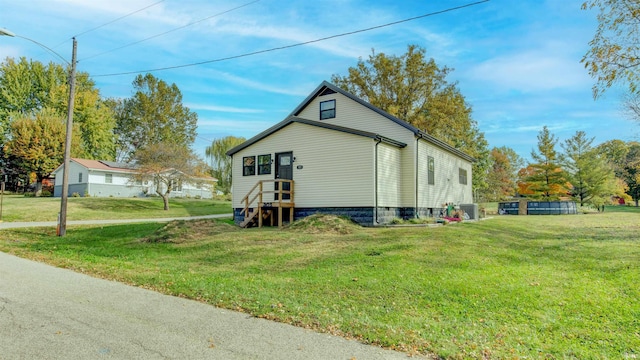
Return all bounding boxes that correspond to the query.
[0,214,234,229]
[0,252,425,359]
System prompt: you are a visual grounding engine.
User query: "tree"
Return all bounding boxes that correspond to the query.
[0,57,116,160]
[525,126,567,199]
[3,108,82,195]
[581,0,640,98]
[561,131,615,206]
[115,74,198,161]
[331,44,490,192]
[622,142,640,206]
[133,142,209,210]
[205,136,245,194]
[484,146,523,201]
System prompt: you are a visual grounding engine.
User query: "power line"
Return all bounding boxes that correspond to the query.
[80,0,261,62]
[74,0,166,38]
[92,0,490,78]
[49,1,166,51]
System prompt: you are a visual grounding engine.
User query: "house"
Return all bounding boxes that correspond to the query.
[52,158,216,199]
[227,81,475,227]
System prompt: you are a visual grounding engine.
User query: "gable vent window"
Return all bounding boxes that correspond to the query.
[320,99,336,120]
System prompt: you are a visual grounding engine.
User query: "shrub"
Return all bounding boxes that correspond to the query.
[72,192,80,197]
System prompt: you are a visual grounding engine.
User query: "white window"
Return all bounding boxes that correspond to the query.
[78,173,83,183]
[105,173,113,184]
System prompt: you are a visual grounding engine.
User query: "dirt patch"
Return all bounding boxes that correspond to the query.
[286,214,362,235]
[141,219,236,243]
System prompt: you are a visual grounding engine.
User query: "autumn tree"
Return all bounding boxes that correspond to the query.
[114,74,197,162]
[206,136,245,194]
[581,0,640,98]
[133,142,209,210]
[525,126,567,199]
[0,57,115,160]
[561,131,615,206]
[3,108,82,195]
[331,44,490,192]
[483,146,523,201]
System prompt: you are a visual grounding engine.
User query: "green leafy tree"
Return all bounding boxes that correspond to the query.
[581,0,640,98]
[562,131,616,206]
[205,136,246,194]
[115,74,197,161]
[133,142,209,210]
[526,126,567,199]
[622,142,640,206]
[484,146,523,201]
[3,108,82,195]
[331,44,490,192]
[0,57,115,160]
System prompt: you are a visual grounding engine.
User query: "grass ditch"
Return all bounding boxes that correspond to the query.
[1,210,639,358]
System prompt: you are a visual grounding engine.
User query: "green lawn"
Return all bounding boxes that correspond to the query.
[0,207,638,358]
[0,195,232,222]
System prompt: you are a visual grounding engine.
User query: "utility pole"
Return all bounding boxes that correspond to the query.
[57,37,77,236]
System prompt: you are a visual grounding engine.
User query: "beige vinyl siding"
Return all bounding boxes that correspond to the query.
[417,140,473,208]
[232,122,375,208]
[298,92,416,207]
[376,142,402,207]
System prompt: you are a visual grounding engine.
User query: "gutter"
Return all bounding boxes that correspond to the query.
[374,137,382,224]
[415,136,419,219]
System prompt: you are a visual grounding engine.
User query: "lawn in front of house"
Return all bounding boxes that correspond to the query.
[0,195,231,222]
[0,208,638,358]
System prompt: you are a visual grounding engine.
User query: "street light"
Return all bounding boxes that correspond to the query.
[0,28,77,236]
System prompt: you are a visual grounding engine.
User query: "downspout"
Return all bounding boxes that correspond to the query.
[375,137,382,224]
[415,136,420,219]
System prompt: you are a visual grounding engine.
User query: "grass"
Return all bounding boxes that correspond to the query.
[0,195,232,222]
[0,206,639,358]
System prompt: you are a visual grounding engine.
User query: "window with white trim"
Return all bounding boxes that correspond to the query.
[105,173,113,184]
[459,168,468,185]
[427,156,435,185]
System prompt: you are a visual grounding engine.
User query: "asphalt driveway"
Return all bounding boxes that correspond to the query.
[0,251,425,359]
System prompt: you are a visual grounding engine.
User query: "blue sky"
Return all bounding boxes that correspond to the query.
[0,0,636,161]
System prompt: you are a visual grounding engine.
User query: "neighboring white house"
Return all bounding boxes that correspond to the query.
[52,158,216,199]
[227,81,475,227]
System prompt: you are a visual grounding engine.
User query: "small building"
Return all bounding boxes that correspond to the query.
[52,158,216,199]
[227,81,475,227]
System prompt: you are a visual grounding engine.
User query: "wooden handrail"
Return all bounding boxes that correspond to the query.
[241,179,294,228]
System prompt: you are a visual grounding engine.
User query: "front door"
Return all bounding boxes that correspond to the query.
[275,152,293,200]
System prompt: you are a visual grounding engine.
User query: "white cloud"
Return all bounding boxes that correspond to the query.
[186,103,263,113]
[467,50,590,93]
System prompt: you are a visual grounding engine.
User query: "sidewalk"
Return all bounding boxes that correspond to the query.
[0,213,234,229]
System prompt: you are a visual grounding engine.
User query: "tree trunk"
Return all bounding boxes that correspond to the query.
[161,194,170,210]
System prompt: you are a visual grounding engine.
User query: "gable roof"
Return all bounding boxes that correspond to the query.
[51,158,138,175]
[227,116,407,156]
[229,81,474,162]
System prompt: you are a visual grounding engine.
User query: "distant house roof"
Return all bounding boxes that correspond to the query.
[71,158,138,172]
[52,158,217,182]
[228,81,475,162]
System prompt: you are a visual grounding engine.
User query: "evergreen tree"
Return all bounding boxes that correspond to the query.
[562,131,615,206]
[526,126,567,199]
